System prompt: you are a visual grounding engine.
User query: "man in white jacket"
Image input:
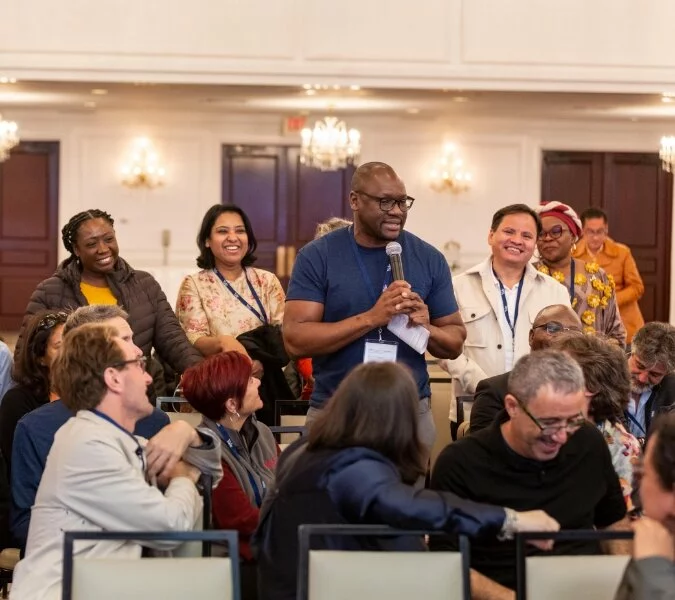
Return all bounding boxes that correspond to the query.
[11,323,222,600]
[441,204,571,438]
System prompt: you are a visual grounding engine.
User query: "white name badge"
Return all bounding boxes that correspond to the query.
[363,339,398,363]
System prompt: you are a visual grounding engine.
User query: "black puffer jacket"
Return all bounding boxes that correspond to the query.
[16,258,203,375]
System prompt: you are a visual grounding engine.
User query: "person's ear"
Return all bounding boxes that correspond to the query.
[224,397,239,415]
[348,191,359,211]
[103,366,124,394]
[528,329,534,347]
[504,393,519,417]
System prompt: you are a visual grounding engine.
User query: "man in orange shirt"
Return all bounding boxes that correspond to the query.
[573,208,644,343]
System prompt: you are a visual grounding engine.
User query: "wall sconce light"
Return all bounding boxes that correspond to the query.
[429,143,472,194]
[121,137,166,189]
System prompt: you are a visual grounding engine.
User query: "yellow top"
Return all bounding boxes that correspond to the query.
[80,282,118,305]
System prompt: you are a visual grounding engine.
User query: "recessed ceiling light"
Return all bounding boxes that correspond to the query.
[350,85,361,91]
[302,84,312,90]
[91,88,108,95]
[83,101,97,109]
[453,96,469,103]
[332,85,341,90]
[305,90,317,96]
[406,108,420,114]
[662,97,673,103]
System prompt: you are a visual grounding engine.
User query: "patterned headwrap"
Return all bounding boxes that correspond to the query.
[536,201,582,239]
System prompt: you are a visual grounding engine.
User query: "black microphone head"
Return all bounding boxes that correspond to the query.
[386,242,402,256]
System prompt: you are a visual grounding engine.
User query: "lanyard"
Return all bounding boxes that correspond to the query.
[492,266,525,342]
[568,260,576,302]
[90,409,146,473]
[624,409,647,437]
[348,227,392,306]
[215,423,265,507]
[213,268,268,324]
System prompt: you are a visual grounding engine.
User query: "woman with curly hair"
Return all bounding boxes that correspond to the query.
[552,332,642,509]
[16,209,202,394]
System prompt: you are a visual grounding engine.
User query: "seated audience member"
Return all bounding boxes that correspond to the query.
[440,204,571,438]
[551,333,642,510]
[431,350,629,598]
[470,303,582,433]
[182,351,278,599]
[16,209,202,394]
[625,322,675,443]
[253,362,559,600]
[10,305,170,551]
[533,201,625,345]
[0,338,14,406]
[615,413,675,599]
[0,311,66,475]
[10,323,221,600]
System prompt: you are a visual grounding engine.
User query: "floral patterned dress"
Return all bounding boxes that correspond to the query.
[175,267,285,343]
[597,419,642,511]
[533,258,626,345]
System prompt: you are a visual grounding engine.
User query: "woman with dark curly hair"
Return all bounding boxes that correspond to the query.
[0,310,67,474]
[552,333,642,509]
[16,209,202,394]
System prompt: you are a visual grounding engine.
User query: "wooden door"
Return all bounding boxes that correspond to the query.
[221,145,354,286]
[0,142,59,330]
[542,151,672,322]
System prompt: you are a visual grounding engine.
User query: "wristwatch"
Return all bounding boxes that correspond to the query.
[498,507,518,541]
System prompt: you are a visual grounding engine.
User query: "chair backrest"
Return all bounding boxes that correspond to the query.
[156,397,203,427]
[515,530,633,600]
[298,524,471,600]
[62,530,240,600]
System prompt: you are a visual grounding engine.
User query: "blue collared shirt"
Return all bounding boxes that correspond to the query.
[626,390,651,437]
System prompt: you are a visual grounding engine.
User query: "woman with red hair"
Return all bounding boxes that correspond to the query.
[182,351,278,598]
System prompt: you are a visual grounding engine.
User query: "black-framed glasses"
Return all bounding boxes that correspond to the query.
[109,356,148,373]
[37,311,68,331]
[515,396,586,436]
[532,321,583,335]
[538,225,570,240]
[355,190,415,212]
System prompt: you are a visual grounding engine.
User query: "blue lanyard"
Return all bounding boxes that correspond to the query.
[90,409,146,473]
[348,227,392,305]
[624,410,647,437]
[492,266,525,340]
[215,423,265,507]
[213,268,268,324]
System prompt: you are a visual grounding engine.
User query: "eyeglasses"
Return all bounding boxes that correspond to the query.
[538,225,570,240]
[514,396,586,436]
[37,312,68,331]
[109,356,148,373]
[355,190,415,212]
[532,321,583,335]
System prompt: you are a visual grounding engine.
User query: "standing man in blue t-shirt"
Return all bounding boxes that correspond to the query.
[283,162,466,453]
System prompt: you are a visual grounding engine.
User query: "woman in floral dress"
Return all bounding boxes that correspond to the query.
[533,201,626,346]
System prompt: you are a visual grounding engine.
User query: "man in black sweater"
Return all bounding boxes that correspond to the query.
[469,304,581,433]
[432,350,629,599]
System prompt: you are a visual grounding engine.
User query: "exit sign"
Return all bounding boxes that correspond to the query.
[283,115,307,135]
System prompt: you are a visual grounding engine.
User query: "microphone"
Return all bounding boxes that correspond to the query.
[386,242,405,281]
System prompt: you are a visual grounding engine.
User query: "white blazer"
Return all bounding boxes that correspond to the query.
[441,257,571,419]
[11,410,222,600]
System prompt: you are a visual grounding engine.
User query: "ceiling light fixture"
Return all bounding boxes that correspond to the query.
[121,137,166,189]
[429,143,472,194]
[659,135,675,172]
[91,88,108,95]
[300,116,361,171]
[0,115,19,162]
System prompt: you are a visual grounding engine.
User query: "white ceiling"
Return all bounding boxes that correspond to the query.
[2,79,675,122]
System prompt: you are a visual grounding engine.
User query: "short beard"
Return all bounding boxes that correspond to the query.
[631,380,653,395]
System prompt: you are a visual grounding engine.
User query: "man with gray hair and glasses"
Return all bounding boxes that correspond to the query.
[626,321,675,443]
[431,350,628,599]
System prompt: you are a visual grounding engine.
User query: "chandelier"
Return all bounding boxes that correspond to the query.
[121,137,166,189]
[660,136,675,172]
[300,116,361,171]
[0,116,19,162]
[429,143,472,194]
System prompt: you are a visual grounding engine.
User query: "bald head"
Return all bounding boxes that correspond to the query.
[529,304,582,350]
[350,162,400,192]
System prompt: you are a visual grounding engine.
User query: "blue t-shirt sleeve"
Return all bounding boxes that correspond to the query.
[425,250,458,320]
[286,243,327,304]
